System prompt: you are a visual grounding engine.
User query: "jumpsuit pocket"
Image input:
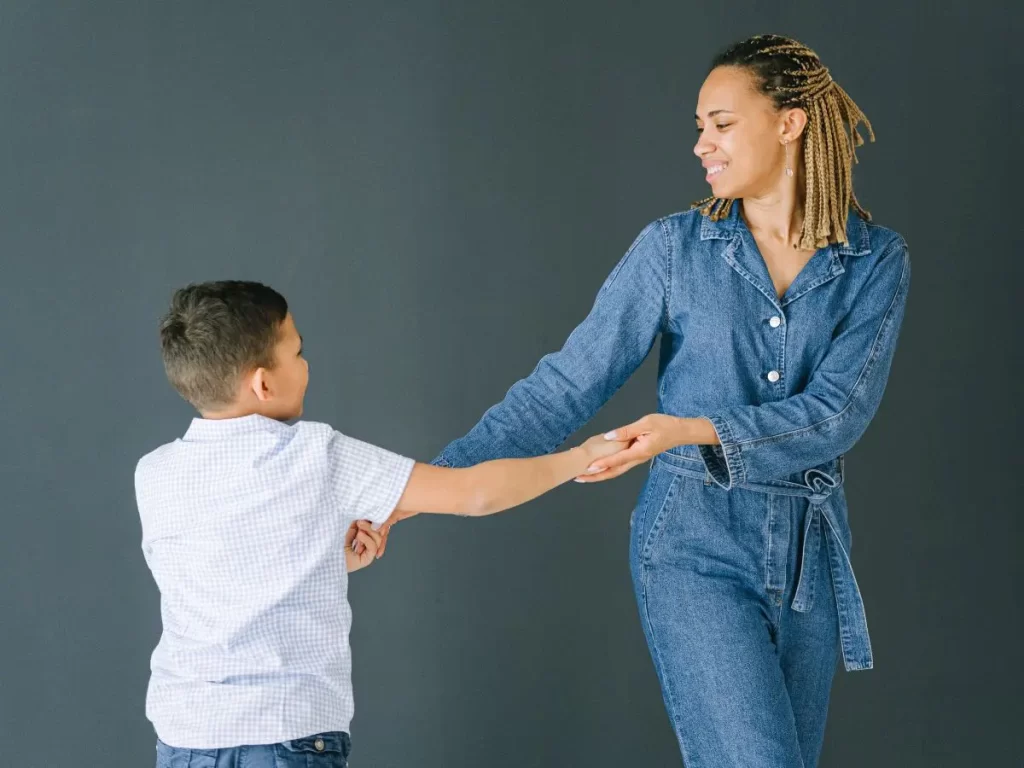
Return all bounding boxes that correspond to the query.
[631,460,682,565]
[274,733,350,768]
[154,740,217,768]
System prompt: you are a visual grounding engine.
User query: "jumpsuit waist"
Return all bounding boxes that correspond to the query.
[652,450,873,672]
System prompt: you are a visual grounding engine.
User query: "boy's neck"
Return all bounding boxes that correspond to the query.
[199,406,266,421]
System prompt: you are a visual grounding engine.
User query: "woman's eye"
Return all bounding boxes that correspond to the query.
[716,123,732,130]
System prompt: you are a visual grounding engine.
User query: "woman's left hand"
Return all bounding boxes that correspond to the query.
[575,414,719,482]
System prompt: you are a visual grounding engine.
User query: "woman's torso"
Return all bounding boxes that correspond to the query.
[653,204,902,481]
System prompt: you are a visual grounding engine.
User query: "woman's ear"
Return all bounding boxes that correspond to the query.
[779,107,809,144]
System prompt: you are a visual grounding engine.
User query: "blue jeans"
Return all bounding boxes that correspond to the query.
[630,452,856,767]
[155,732,351,767]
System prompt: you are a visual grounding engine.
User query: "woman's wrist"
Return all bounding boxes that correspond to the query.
[670,416,720,447]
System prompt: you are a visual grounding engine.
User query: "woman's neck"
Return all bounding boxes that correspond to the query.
[740,173,807,249]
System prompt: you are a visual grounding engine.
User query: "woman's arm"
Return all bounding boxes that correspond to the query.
[583,238,911,486]
[434,219,671,468]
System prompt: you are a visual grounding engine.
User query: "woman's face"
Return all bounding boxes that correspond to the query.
[693,66,793,200]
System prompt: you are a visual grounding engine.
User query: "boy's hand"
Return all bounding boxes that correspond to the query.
[575,415,693,483]
[345,520,385,573]
[376,505,419,559]
[577,433,631,466]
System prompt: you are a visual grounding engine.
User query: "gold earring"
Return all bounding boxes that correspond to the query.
[783,139,794,177]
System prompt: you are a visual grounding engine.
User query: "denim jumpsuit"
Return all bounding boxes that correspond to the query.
[434,203,911,767]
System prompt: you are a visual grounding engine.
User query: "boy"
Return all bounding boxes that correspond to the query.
[135,280,626,767]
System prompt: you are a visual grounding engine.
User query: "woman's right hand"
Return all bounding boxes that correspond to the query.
[574,414,717,483]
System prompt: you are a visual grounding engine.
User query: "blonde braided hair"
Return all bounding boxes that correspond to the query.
[693,35,874,250]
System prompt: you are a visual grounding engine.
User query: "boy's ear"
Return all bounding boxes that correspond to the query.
[250,367,273,402]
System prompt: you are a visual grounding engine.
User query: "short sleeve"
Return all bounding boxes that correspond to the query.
[327,431,415,525]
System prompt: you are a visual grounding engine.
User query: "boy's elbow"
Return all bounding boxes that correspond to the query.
[464,485,499,517]
[447,466,506,517]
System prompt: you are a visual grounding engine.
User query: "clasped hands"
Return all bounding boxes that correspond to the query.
[362,414,715,561]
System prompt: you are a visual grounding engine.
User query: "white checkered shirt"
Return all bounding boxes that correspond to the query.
[134,414,414,748]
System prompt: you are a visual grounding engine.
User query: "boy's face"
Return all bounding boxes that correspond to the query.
[249,312,309,421]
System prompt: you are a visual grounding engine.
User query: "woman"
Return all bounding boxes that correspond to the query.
[433,35,910,766]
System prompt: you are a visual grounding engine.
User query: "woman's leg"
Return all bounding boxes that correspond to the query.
[776,500,842,768]
[630,471,839,767]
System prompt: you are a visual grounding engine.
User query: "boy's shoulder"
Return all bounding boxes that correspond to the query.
[292,419,336,436]
[134,440,179,483]
[134,419,349,485]
[293,419,372,446]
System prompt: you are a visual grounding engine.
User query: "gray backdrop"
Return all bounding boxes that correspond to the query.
[1,1,1019,766]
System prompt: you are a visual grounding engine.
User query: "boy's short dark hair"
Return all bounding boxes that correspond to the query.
[159,281,289,411]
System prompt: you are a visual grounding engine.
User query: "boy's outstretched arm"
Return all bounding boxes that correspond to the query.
[389,433,628,522]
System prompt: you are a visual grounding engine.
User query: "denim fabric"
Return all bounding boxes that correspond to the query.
[155,732,350,768]
[435,204,911,765]
[631,452,846,766]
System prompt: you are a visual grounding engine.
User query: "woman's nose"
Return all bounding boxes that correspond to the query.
[693,134,713,158]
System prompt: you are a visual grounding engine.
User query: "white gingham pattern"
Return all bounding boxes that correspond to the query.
[134,414,414,748]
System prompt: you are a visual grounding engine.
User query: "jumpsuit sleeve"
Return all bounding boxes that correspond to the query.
[433,220,669,468]
[699,238,912,488]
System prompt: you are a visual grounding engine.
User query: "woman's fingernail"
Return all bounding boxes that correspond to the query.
[587,465,603,473]
[604,431,617,440]
[574,478,586,483]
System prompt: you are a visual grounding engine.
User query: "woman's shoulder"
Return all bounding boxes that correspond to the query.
[631,207,706,253]
[652,207,706,235]
[634,207,909,264]
[861,218,908,259]
[844,215,911,293]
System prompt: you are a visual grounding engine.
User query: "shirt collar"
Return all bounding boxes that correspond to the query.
[698,201,871,256]
[183,413,294,442]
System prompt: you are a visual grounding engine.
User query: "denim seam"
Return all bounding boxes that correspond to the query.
[765,494,775,591]
[699,415,746,489]
[776,309,788,393]
[640,565,693,767]
[595,220,659,300]
[729,241,909,451]
[657,216,673,333]
[765,494,783,594]
[630,467,658,550]
[637,465,706,758]
[640,473,681,564]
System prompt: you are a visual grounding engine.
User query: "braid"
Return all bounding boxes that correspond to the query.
[692,35,874,250]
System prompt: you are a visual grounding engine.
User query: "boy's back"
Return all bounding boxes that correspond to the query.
[138,280,625,763]
[136,414,413,748]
